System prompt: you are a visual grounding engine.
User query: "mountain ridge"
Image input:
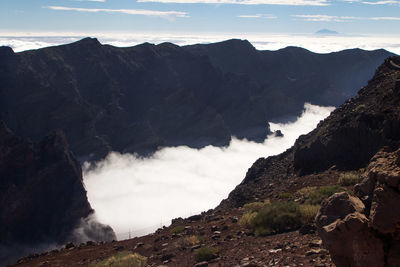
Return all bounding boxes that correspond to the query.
[0,38,394,162]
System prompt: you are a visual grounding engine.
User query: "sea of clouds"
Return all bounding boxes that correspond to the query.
[83,103,334,240]
[0,32,399,54]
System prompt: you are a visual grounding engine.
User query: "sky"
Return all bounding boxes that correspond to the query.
[0,1,399,54]
[83,103,334,240]
[1,0,400,35]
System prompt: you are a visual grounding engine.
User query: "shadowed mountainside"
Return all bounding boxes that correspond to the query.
[0,38,394,161]
[218,55,400,210]
[0,122,115,266]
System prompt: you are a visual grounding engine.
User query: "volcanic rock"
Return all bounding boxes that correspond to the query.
[0,122,115,266]
[316,147,400,267]
[0,39,393,161]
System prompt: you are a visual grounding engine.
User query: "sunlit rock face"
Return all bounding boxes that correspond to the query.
[0,38,393,161]
[316,147,400,267]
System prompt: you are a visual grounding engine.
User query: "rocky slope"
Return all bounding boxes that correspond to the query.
[8,57,400,267]
[0,38,393,161]
[0,122,115,266]
[219,56,400,210]
[316,147,400,267]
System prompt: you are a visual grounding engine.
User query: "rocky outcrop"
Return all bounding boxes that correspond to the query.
[0,38,393,161]
[293,56,400,175]
[218,54,400,213]
[316,147,400,267]
[0,122,115,266]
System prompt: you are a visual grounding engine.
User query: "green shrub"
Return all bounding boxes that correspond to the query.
[338,172,360,186]
[309,185,344,204]
[242,200,270,213]
[194,247,219,262]
[354,104,366,112]
[238,211,258,228]
[88,251,147,267]
[251,201,302,235]
[178,235,200,248]
[279,192,293,199]
[299,204,320,224]
[170,225,185,234]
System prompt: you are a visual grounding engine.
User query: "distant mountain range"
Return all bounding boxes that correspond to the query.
[0,38,394,161]
[315,29,339,35]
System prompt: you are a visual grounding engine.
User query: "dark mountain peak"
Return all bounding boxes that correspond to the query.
[277,46,312,54]
[157,42,180,49]
[72,37,101,47]
[213,38,256,51]
[0,46,15,57]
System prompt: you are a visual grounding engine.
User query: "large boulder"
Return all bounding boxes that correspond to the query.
[317,147,400,267]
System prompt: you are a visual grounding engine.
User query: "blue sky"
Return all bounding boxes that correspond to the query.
[1,0,400,35]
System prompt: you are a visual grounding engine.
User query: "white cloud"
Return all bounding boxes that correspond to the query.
[293,14,356,22]
[238,14,277,18]
[293,14,400,22]
[137,0,330,6]
[362,0,400,5]
[83,103,334,239]
[44,6,189,19]
[370,16,400,20]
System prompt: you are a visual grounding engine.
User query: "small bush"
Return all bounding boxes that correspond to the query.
[309,185,344,204]
[296,186,317,198]
[242,200,270,213]
[354,104,366,112]
[338,172,360,186]
[170,225,185,234]
[178,235,200,248]
[279,192,293,199]
[194,247,219,262]
[88,251,147,267]
[299,204,320,224]
[238,211,258,228]
[251,202,302,235]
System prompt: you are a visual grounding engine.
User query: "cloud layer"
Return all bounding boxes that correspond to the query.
[83,103,334,239]
[293,14,400,22]
[1,33,399,55]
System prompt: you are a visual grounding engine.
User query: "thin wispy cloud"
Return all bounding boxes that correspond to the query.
[293,14,356,22]
[341,0,400,4]
[362,0,400,5]
[44,6,189,19]
[238,14,277,18]
[137,0,330,6]
[293,14,400,22]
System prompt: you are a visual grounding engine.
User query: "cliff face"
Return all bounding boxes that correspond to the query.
[219,56,400,209]
[0,122,115,266]
[0,38,393,161]
[316,147,400,267]
[217,56,400,266]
